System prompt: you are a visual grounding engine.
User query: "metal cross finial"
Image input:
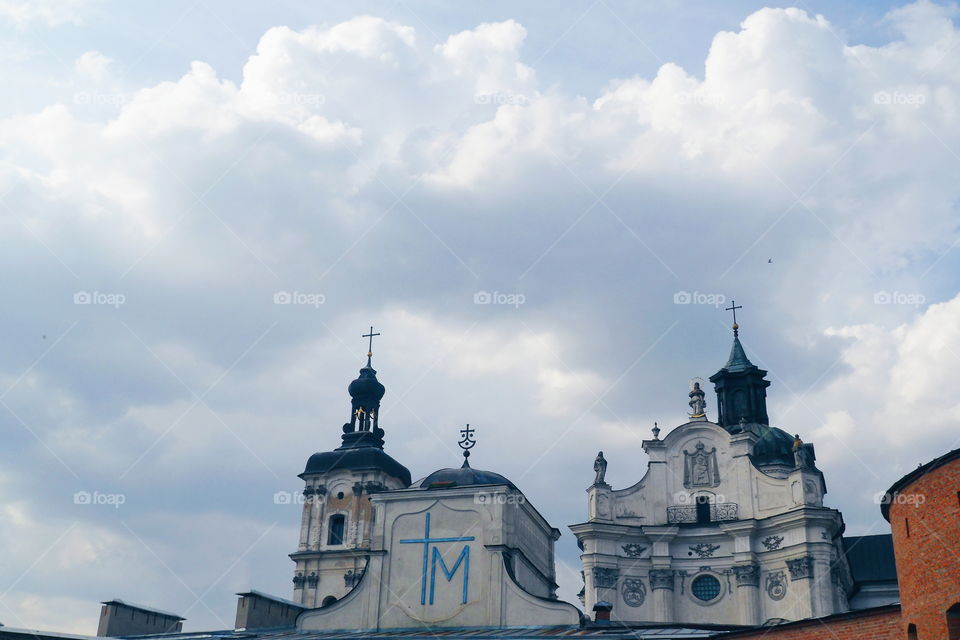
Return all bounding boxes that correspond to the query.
[362,326,380,365]
[458,424,476,464]
[725,300,743,336]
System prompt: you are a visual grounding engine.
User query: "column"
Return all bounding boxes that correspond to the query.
[649,569,676,622]
[732,563,761,625]
[643,525,678,623]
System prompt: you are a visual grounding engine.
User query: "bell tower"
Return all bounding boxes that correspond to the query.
[290,327,411,608]
[708,302,771,431]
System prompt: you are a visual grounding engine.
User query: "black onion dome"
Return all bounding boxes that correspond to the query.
[348,365,385,404]
[416,462,514,490]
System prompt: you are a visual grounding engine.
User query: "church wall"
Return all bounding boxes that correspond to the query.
[292,467,406,608]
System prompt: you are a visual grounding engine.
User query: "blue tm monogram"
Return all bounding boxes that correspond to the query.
[400,512,475,605]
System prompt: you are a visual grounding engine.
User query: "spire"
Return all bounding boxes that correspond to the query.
[341,326,387,448]
[709,302,771,432]
[724,334,754,372]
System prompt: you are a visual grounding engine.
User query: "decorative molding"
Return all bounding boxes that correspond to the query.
[622,543,646,558]
[765,571,787,600]
[621,577,646,607]
[649,569,675,591]
[761,535,784,551]
[592,567,619,589]
[667,502,739,523]
[732,564,760,587]
[292,574,305,588]
[689,543,720,558]
[306,573,319,588]
[344,569,363,588]
[787,556,815,580]
[677,570,688,594]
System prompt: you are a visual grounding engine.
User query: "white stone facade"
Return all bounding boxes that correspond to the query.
[291,466,408,608]
[570,419,851,626]
[298,483,581,630]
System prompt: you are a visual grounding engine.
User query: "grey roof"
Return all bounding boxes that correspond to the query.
[235,591,305,609]
[416,460,514,490]
[843,534,898,584]
[101,600,185,620]
[107,624,745,640]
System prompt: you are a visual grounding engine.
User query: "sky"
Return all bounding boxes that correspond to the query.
[1,0,959,633]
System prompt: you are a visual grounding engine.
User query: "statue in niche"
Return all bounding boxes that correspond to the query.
[688,381,707,419]
[593,451,608,485]
[683,441,720,488]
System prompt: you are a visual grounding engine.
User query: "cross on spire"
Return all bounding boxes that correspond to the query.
[725,300,743,336]
[362,326,380,365]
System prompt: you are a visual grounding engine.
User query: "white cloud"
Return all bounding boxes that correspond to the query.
[0,0,92,28]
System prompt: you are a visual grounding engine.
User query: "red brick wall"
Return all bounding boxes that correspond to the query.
[717,607,902,639]
[889,455,960,640]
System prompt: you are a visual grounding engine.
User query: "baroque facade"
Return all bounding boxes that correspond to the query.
[570,323,853,626]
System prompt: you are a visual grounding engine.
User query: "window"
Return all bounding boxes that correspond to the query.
[691,574,721,602]
[907,623,918,640]
[905,518,910,537]
[321,596,337,608]
[328,514,346,545]
[947,603,960,639]
[696,495,711,524]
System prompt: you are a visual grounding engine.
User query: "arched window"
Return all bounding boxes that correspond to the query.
[696,495,711,524]
[321,596,337,608]
[328,514,346,545]
[947,603,960,639]
[907,622,918,640]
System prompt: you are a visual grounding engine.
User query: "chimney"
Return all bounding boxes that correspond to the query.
[97,600,184,637]
[235,591,305,630]
[592,601,613,623]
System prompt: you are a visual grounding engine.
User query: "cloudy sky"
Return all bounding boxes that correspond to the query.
[1,0,959,633]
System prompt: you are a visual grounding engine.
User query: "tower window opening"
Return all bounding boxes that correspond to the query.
[328,514,346,545]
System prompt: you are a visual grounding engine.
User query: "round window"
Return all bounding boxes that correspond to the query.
[691,574,721,602]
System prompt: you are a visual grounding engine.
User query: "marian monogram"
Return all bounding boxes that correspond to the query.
[400,513,475,606]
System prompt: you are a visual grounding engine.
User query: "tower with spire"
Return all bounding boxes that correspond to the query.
[709,302,771,431]
[290,328,411,608]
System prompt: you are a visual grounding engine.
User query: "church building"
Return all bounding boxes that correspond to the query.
[291,332,581,629]
[570,315,876,626]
